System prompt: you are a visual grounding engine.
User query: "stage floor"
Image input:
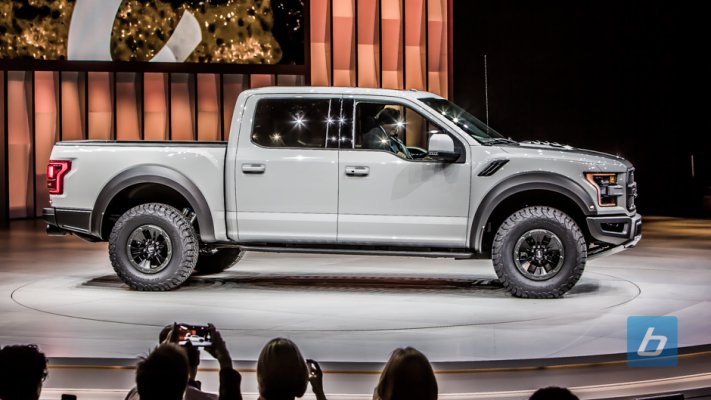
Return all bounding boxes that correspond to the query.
[1,217,711,398]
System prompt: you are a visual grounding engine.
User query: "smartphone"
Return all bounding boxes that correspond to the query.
[177,324,212,347]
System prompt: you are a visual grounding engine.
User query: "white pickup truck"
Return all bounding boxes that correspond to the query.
[44,87,641,298]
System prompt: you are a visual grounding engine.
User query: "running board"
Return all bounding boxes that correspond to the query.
[238,245,478,259]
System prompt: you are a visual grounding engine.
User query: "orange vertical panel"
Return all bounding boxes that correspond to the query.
[33,71,58,215]
[310,0,331,85]
[428,0,448,97]
[333,0,356,86]
[143,73,168,140]
[116,73,140,141]
[405,0,426,91]
[171,73,195,141]
[250,74,275,88]
[357,0,379,88]
[7,72,32,218]
[277,75,305,86]
[222,75,247,141]
[381,0,403,89]
[87,72,113,140]
[61,72,85,140]
[197,74,220,141]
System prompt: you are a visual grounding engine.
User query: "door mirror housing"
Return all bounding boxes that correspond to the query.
[427,133,460,162]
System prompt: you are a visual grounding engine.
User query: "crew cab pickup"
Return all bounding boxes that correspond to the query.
[44,87,641,298]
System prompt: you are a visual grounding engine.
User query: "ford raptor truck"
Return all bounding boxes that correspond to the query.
[43,87,641,298]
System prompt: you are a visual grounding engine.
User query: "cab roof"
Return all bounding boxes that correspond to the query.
[241,86,445,101]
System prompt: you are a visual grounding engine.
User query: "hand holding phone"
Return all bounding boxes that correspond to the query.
[306,359,326,400]
[205,323,233,369]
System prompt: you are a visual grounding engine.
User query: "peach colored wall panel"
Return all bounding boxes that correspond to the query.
[310,0,331,86]
[223,75,247,141]
[115,73,141,141]
[332,0,355,87]
[357,0,379,87]
[7,72,32,218]
[87,72,113,140]
[428,0,448,97]
[170,74,195,141]
[61,72,85,140]
[250,74,275,89]
[143,73,168,141]
[34,71,58,215]
[405,0,426,91]
[381,0,403,89]
[197,74,220,142]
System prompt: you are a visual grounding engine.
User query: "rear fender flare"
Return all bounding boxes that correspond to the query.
[91,165,215,241]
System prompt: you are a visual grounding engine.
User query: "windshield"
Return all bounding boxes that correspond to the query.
[419,97,507,144]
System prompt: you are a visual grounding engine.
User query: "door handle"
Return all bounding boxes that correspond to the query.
[345,166,370,177]
[242,163,266,174]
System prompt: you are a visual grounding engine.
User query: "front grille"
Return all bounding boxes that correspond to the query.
[626,169,637,211]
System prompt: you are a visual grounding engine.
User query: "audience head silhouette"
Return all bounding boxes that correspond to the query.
[257,338,309,400]
[374,347,438,400]
[0,344,48,400]
[136,343,189,400]
[159,324,200,380]
[529,386,579,400]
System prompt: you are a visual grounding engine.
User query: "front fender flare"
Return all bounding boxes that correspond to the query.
[470,172,594,252]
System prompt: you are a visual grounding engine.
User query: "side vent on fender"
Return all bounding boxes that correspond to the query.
[478,160,510,177]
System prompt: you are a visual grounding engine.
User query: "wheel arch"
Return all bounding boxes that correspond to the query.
[471,173,595,255]
[91,165,215,241]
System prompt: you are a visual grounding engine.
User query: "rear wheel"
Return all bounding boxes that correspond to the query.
[491,206,586,298]
[193,248,244,275]
[109,203,198,291]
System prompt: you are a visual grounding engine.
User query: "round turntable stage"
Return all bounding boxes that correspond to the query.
[2,218,711,398]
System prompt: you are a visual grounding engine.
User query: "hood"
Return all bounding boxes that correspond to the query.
[501,140,633,169]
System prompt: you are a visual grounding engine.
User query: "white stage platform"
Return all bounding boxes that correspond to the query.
[1,217,711,399]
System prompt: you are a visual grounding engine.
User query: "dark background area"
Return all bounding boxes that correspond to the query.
[453,1,709,217]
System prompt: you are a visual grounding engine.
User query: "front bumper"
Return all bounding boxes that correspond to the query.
[586,213,642,259]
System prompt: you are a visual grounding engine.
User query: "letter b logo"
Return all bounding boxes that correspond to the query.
[627,316,678,367]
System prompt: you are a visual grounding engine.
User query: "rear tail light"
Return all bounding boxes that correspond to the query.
[47,160,71,195]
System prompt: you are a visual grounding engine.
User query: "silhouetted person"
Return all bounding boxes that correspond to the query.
[529,387,579,400]
[156,325,216,400]
[257,338,326,400]
[362,107,411,159]
[127,323,241,400]
[136,343,189,400]
[0,345,48,400]
[373,347,437,400]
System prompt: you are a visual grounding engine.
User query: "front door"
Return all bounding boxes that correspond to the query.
[235,95,342,243]
[338,98,472,247]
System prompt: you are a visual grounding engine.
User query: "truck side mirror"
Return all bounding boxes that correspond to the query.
[427,133,459,162]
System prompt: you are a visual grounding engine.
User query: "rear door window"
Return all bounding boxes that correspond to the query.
[251,98,341,149]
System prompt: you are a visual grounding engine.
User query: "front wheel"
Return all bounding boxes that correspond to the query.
[491,206,587,298]
[109,203,198,291]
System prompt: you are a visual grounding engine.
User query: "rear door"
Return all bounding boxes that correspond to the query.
[234,94,342,243]
[337,96,472,247]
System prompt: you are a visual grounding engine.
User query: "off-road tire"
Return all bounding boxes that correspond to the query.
[193,248,244,275]
[109,203,198,291]
[492,206,587,298]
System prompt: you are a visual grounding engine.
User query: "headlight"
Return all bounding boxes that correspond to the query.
[585,172,625,207]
